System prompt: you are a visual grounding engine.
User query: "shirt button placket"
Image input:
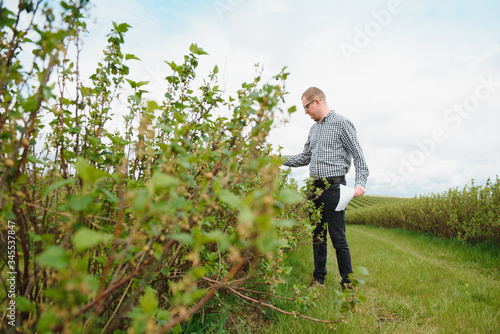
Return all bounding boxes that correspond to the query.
[316,122,322,177]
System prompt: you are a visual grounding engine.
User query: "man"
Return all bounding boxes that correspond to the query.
[283,87,369,290]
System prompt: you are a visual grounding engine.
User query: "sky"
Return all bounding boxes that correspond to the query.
[7,0,500,197]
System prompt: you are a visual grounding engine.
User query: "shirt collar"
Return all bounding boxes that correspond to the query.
[318,110,335,123]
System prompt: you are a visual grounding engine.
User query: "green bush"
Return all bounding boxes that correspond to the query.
[346,178,500,243]
[0,2,367,332]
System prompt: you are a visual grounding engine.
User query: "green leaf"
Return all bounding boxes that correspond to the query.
[171,233,194,246]
[22,96,39,112]
[200,230,230,250]
[277,238,289,248]
[37,310,58,332]
[27,154,42,163]
[126,79,149,89]
[125,53,141,61]
[165,60,178,71]
[172,324,183,334]
[27,231,54,243]
[181,287,207,305]
[16,296,35,312]
[189,43,208,55]
[99,188,120,203]
[68,194,93,212]
[273,219,296,228]
[356,266,369,276]
[239,208,254,224]
[218,189,242,209]
[147,100,159,111]
[277,188,304,205]
[150,171,178,191]
[68,125,82,134]
[140,286,158,314]
[37,246,70,270]
[75,157,108,186]
[157,309,171,325]
[15,173,28,185]
[41,178,76,197]
[73,227,112,252]
[256,235,276,254]
[116,22,132,33]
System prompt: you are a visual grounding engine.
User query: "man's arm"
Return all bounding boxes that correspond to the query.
[340,119,369,196]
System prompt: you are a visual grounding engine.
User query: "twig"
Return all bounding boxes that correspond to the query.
[216,242,221,281]
[201,277,294,301]
[52,265,144,332]
[159,258,247,333]
[100,277,135,334]
[233,287,295,301]
[227,287,342,324]
[25,202,119,224]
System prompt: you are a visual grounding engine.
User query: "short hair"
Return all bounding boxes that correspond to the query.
[302,87,326,102]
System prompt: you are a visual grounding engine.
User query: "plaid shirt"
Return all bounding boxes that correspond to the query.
[284,110,369,187]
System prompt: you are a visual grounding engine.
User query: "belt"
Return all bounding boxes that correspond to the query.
[313,176,345,188]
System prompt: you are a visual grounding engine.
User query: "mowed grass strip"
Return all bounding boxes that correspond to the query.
[265,225,500,333]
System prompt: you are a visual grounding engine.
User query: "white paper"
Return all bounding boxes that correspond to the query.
[335,185,355,211]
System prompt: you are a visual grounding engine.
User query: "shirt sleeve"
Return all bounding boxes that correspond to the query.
[283,129,313,167]
[340,119,369,187]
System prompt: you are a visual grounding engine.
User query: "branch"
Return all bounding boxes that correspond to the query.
[227,286,342,324]
[201,277,295,301]
[233,287,295,302]
[159,258,247,333]
[52,264,145,332]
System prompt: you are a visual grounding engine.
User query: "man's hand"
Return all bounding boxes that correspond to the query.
[354,185,365,197]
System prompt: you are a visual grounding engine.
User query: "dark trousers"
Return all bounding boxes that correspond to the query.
[311,182,353,287]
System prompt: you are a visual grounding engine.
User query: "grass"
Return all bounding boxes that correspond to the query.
[263,224,500,334]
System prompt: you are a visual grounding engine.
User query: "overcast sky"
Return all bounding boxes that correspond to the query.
[13,0,500,197]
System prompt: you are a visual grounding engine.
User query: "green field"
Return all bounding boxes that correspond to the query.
[265,225,500,333]
[346,195,407,211]
[345,179,500,244]
[184,189,500,333]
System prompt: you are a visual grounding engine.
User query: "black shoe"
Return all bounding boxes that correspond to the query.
[308,280,325,290]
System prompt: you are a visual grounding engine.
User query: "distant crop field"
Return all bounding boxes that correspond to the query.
[345,179,500,244]
[346,195,407,211]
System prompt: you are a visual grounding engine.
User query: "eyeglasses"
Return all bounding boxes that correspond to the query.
[303,99,316,110]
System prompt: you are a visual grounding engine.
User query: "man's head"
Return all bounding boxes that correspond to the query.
[302,87,329,122]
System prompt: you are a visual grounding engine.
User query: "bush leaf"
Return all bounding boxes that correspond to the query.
[73,227,112,252]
